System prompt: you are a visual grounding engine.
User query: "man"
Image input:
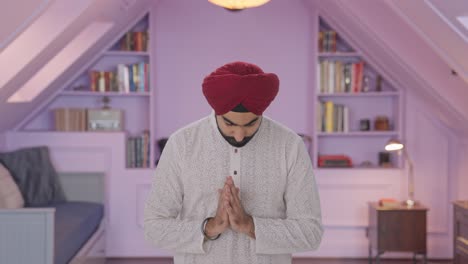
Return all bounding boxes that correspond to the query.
[144,61,323,264]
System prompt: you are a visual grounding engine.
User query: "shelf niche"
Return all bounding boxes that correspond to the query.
[313,17,403,170]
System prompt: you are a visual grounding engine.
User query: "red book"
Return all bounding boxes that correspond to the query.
[352,63,360,93]
[90,71,97,92]
[357,61,364,92]
[133,32,142,52]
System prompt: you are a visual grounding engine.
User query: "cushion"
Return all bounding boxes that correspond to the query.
[0,146,67,206]
[0,162,24,208]
[52,201,104,264]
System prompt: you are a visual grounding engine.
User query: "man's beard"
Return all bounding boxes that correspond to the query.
[215,116,260,148]
[222,134,254,148]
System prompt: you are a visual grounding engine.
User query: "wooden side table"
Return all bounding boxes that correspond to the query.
[453,201,468,264]
[367,202,428,264]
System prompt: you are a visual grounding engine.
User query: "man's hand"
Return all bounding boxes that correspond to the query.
[224,176,256,239]
[204,186,230,238]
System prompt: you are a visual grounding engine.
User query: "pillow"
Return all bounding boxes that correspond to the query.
[0,146,67,207]
[0,162,25,209]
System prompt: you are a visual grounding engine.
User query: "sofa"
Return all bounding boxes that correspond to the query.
[0,146,105,264]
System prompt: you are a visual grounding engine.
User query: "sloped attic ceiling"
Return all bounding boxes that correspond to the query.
[309,0,468,135]
[0,0,153,132]
[387,0,468,85]
[0,0,53,51]
[1,0,468,135]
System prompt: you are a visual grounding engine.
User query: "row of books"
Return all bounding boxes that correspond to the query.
[317,60,365,94]
[317,101,349,133]
[127,131,150,168]
[89,62,149,93]
[53,108,87,131]
[118,31,149,52]
[318,30,337,52]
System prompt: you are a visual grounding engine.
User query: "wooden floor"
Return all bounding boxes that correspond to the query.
[106,258,453,264]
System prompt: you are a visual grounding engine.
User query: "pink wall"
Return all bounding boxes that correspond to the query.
[152,0,313,138]
[454,138,468,201]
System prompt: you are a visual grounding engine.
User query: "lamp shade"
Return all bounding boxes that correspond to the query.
[385,139,404,152]
[208,0,271,10]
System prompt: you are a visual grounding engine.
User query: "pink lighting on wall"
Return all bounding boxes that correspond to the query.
[457,16,468,32]
[0,0,94,91]
[8,22,114,103]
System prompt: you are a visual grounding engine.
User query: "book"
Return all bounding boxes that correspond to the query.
[318,31,323,52]
[378,198,401,208]
[53,108,87,131]
[144,63,149,92]
[98,72,105,92]
[343,106,349,132]
[325,101,334,132]
[139,62,145,92]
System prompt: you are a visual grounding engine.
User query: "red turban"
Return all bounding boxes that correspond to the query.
[202,61,279,115]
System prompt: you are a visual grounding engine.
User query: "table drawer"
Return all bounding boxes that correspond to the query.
[378,210,426,252]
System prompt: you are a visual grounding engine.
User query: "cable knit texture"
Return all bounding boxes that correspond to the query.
[144,114,323,264]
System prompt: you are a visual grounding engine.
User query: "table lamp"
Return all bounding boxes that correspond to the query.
[385,139,415,207]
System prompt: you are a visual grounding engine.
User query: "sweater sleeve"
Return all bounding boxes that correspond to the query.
[253,137,323,254]
[143,135,210,254]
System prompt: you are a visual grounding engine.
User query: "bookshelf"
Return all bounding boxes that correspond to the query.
[60,91,150,97]
[317,91,399,98]
[313,17,402,169]
[20,13,154,170]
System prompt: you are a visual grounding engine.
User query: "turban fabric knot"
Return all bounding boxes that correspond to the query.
[202,61,279,115]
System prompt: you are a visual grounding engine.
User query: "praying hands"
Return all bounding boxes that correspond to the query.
[205,176,256,239]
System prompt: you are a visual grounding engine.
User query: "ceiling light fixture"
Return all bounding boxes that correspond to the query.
[208,0,271,11]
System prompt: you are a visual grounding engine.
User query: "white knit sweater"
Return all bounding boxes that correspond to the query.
[144,114,323,264]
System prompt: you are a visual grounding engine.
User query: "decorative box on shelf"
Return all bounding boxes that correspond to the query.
[53,108,87,132]
[87,108,124,132]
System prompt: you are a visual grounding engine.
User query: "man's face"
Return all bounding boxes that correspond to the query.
[216,112,262,147]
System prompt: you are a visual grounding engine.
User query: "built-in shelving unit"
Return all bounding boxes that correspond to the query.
[312,17,402,169]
